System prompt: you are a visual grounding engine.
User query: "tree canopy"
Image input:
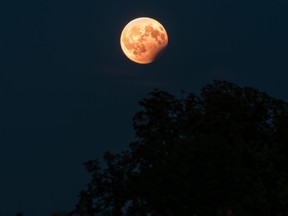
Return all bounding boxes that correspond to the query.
[72,80,288,216]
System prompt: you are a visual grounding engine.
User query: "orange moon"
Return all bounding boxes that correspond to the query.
[120,17,168,64]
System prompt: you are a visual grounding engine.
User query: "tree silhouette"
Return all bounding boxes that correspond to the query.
[72,80,288,216]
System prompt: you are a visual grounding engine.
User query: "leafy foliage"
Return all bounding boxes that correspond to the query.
[72,81,288,216]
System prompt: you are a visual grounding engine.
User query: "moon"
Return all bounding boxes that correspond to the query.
[120,17,168,64]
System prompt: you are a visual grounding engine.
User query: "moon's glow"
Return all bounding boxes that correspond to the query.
[120,17,168,64]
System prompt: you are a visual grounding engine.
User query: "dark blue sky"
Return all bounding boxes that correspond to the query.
[1,0,288,215]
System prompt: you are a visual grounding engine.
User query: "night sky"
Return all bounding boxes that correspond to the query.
[1,0,288,215]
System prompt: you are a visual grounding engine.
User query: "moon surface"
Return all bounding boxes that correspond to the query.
[120,17,168,64]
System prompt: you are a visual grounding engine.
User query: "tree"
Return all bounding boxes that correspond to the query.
[71,80,288,216]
